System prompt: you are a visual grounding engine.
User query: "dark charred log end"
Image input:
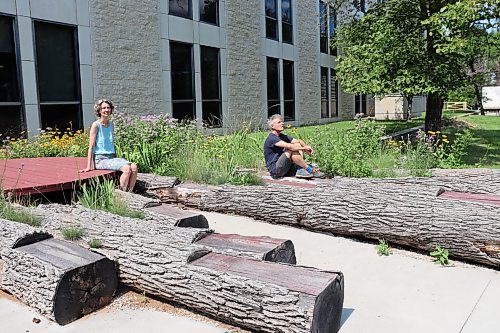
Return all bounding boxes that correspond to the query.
[12,232,53,249]
[436,188,446,196]
[174,214,209,229]
[311,272,345,333]
[192,230,213,243]
[187,250,212,263]
[263,240,297,264]
[54,258,118,325]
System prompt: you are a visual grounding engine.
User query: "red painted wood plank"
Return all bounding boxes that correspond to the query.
[438,191,500,206]
[190,252,338,296]
[0,157,115,195]
[196,233,288,253]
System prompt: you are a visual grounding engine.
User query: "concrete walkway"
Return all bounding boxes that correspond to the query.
[2,211,500,332]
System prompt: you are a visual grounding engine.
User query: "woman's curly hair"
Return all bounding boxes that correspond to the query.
[94,99,115,117]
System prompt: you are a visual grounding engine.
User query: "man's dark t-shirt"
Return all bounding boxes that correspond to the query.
[263,133,293,177]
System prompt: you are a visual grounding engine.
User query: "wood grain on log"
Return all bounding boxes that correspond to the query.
[36,204,344,332]
[195,233,297,264]
[191,252,343,332]
[135,173,180,193]
[0,219,117,324]
[151,170,500,268]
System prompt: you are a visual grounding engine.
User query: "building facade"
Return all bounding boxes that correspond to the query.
[0,0,365,137]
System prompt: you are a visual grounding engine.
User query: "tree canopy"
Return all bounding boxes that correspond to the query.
[333,0,500,130]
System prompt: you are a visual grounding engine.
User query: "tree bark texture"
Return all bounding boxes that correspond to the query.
[0,219,117,324]
[150,170,500,268]
[425,93,444,132]
[135,173,179,193]
[36,204,344,333]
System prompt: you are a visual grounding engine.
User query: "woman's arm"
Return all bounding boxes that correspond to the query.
[80,123,98,172]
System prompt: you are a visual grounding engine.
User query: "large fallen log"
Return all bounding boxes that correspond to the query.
[0,219,117,324]
[36,204,344,333]
[150,170,500,268]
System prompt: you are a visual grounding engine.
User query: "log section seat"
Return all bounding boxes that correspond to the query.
[1,233,117,325]
[190,252,344,333]
[195,233,297,264]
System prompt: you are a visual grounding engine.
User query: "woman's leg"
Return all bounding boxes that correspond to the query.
[119,164,132,191]
[127,163,138,192]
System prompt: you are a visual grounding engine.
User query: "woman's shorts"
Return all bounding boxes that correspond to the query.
[94,154,131,171]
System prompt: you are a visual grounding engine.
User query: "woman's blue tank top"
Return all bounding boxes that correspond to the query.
[93,120,115,155]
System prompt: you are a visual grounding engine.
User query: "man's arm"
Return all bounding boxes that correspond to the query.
[290,138,314,155]
[275,139,313,155]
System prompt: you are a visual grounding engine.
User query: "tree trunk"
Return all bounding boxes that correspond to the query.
[406,94,413,120]
[149,170,500,269]
[425,93,443,132]
[0,219,117,325]
[35,204,344,333]
[468,60,485,116]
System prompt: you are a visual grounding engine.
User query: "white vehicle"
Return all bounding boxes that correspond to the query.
[482,86,500,114]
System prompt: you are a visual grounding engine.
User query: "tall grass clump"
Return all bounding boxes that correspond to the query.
[0,194,42,227]
[302,121,385,177]
[77,177,144,218]
[114,112,265,185]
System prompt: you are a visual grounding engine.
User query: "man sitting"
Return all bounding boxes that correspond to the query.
[263,114,325,179]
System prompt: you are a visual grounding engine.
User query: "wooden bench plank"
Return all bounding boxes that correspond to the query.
[195,233,296,264]
[190,252,344,333]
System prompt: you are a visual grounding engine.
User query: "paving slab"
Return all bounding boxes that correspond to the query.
[1,210,499,332]
[203,211,500,333]
[0,294,227,333]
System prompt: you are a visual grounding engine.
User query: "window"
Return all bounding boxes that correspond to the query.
[265,0,278,40]
[321,67,338,118]
[330,69,338,117]
[281,0,293,44]
[0,15,24,137]
[355,94,367,115]
[199,0,218,25]
[320,67,329,118]
[319,1,336,56]
[266,57,280,117]
[34,21,82,131]
[319,1,328,54]
[170,42,195,120]
[200,46,221,127]
[170,0,192,19]
[283,60,295,121]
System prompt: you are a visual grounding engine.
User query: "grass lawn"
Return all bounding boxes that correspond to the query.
[459,115,500,168]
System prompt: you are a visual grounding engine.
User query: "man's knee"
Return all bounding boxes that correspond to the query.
[130,163,138,173]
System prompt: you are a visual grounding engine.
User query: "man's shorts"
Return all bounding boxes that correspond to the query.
[273,153,294,178]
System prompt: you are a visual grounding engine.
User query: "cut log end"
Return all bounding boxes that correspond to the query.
[263,239,297,264]
[312,273,345,333]
[54,258,118,325]
[12,232,52,249]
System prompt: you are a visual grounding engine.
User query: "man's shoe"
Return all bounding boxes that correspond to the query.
[312,168,325,178]
[295,168,313,179]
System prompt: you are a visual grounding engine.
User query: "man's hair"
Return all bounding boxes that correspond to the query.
[268,114,282,129]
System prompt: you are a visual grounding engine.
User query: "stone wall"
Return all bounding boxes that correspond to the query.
[90,1,163,115]
[225,0,265,130]
[296,0,321,125]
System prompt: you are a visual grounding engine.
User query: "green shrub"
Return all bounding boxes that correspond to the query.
[376,239,391,256]
[430,245,449,265]
[78,177,144,218]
